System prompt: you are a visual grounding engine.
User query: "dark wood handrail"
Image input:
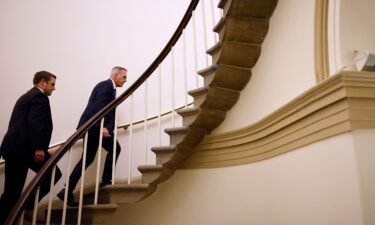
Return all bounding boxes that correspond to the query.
[4,1,199,224]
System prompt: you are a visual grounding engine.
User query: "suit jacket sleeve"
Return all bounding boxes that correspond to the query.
[28,93,52,151]
[93,82,115,133]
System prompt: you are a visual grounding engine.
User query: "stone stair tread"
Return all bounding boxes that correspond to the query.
[52,203,117,211]
[164,126,189,134]
[197,64,219,76]
[151,145,176,152]
[218,0,229,8]
[138,164,165,171]
[207,40,259,55]
[177,106,200,116]
[188,86,208,96]
[101,183,150,190]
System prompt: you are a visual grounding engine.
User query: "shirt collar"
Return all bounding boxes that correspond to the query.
[110,79,116,90]
[36,87,45,94]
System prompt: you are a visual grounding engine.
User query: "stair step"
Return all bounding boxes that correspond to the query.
[219,0,278,19]
[95,184,157,204]
[214,16,270,44]
[151,145,195,168]
[201,64,252,91]
[198,64,251,90]
[188,86,208,107]
[165,126,189,145]
[198,65,219,86]
[138,164,175,184]
[50,204,117,225]
[207,41,261,68]
[177,107,200,126]
[189,107,227,132]
[151,145,176,165]
[189,86,240,112]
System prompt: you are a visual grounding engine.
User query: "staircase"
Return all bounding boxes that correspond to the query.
[16,0,279,224]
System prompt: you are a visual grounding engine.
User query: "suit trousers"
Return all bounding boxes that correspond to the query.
[67,129,121,193]
[0,153,62,225]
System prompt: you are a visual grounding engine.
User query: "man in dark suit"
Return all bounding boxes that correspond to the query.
[0,71,62,224]
[57,66,127,206]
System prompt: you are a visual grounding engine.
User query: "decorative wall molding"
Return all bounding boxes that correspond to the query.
[182,71,375,168]
[314,0,330,82]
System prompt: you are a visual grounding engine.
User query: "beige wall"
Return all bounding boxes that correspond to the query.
[106,132,364,225]
[339,0,375,71]
[352,130,375,225]
[212,0,316,134]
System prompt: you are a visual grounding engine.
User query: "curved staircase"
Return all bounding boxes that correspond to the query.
[72,0,278,224]
[7,0,279,224]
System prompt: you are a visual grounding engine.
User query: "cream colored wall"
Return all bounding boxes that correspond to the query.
[352,130,375,225]
[106,132,364,225]
[211,0,316,134]
[0,0,190,144]
[0,0,193,197]
[339,0,375,72]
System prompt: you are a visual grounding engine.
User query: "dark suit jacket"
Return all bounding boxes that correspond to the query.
[0,87,53,159]
[77,79,116,135]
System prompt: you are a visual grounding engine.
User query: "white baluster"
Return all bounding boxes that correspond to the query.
[112,109,118,185]
[94,118,104,205]
[46,166,56,225]
[183,30,188,107]
[77,132,89,225]
[171,48,175,127]
[127,94,134,184]
[144,80,148,164]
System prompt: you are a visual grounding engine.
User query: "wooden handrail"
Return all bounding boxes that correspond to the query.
[4,1,199,224]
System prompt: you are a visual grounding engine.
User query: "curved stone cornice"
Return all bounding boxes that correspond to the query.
[181,71,375,169]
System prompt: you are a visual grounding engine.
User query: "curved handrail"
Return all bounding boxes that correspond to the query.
[4,0,199,224]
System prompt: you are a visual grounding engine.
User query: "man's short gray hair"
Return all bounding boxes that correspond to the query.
[111,66,127,77]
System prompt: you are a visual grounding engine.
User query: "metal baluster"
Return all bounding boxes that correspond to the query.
[171,48,175,127]
[127,94,134,184]
[94,118,104,205]
[77,132,89,225]
[112,108,118,185]
[183,30,188,107]
[201,0,209,66]
[210,0,218,42]
[192,11,199,89]
[158,65,162,146]
[31,188,40,225]
[62,148,74,225]
[46,166,56,225]
[144,80,148,164]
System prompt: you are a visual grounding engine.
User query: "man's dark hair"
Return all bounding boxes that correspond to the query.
[33,71,57,85]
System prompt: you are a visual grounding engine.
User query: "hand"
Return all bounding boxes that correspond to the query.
[34,149,45,163]
[102,128,111,138]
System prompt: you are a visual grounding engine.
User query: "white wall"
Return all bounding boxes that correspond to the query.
[106,132,364,225]
[0,0,192,143]
[0,0,191,193]
[0,0,221,194]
